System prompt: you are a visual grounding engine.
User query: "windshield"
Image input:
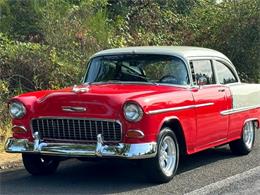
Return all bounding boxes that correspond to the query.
[84,54,189,85]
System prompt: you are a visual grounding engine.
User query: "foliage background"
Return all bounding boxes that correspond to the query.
[0,0,259,145]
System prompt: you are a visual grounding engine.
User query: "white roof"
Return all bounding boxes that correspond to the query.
[91,46,232,63]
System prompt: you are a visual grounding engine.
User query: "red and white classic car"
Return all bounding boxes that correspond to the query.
[5,46,260,183]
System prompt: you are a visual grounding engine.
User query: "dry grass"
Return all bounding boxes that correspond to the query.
[0,123,12,152]
[0,122,22,166]
[0,98,11,152]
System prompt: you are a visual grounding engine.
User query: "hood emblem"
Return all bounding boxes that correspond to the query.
[72,85,89,93]
[62,106,87,112]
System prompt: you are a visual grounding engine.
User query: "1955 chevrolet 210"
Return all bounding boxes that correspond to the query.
[5,46,260,183]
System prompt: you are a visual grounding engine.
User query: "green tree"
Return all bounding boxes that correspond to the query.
[184,0,260,82]
[0,0,44,42]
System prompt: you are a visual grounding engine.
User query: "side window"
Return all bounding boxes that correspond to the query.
[192,60,216,85]
[214,61,237,84]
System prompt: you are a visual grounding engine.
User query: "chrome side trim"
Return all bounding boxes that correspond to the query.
[147,102,214,115]
[5,134,157,159]
[220,104,260,116]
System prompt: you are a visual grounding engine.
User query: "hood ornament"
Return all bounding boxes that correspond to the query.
[72,84,89,93]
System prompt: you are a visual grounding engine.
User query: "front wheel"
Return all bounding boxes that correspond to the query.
[229,120,256,155]
[142,128,179,183]
[22,154,60,175]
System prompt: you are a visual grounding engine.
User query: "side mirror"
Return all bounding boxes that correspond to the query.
[197,76,207,86]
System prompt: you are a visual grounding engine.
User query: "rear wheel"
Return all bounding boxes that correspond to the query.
[229,121,256,155]
[22,154,60,175]
[142,128,179,183]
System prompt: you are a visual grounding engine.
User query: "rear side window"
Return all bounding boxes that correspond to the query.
[214,61,237,84]
[192,60,216,85]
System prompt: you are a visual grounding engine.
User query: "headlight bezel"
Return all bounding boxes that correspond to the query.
[123,102,143,122]
[9,101,26,119]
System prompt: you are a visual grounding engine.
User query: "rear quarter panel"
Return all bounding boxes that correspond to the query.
[227,83,260,139]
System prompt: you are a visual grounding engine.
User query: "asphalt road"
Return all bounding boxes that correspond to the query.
[1,132,259,195]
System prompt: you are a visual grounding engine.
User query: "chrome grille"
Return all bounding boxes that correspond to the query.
[31,118,122,142]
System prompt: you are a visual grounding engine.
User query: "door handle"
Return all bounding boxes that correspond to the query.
[218,89,225,92]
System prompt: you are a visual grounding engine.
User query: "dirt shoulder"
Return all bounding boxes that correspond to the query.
[0,131,22,170]
[0,152,22,170]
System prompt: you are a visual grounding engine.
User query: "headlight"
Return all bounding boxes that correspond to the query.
[123,102,143,122]
[9,101,26,119]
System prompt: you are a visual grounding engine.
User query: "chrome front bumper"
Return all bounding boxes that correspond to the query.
[5,133,157,159]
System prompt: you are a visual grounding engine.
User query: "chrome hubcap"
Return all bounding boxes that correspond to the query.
[243,121,254,149]
[159,136,177,177]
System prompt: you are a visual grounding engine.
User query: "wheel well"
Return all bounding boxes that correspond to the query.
[244,119,259,129]
[162,119,187,155]
[253,120,259,129]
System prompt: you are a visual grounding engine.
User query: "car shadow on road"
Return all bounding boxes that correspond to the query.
[178,145,236,174]
[0,145,242,194]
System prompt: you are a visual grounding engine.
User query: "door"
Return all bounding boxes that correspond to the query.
[190,60,229,148]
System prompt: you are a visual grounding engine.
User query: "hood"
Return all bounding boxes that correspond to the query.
[12,83,187,119]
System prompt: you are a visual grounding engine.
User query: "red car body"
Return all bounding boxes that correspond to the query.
[10,82,260,153]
